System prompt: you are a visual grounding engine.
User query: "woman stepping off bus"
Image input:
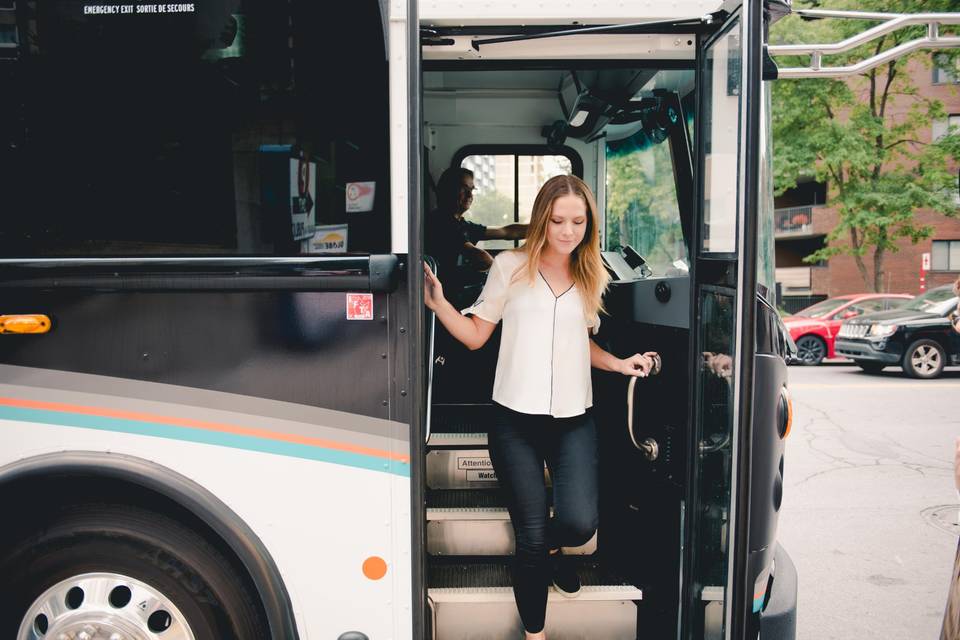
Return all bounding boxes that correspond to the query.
[424,175,658,640]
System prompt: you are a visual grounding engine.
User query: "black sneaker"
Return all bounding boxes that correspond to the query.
[550,549,581,598]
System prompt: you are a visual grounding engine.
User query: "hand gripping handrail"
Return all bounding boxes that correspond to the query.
[626,363,660,462]
[768,10,960,79]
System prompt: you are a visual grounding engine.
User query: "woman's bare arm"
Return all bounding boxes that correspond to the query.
[589,339,653,377]
[425,262,497,351]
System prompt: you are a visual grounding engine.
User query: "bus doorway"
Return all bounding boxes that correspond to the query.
[417,3,794,637]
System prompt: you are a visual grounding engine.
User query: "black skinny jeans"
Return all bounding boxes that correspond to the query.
[487,403,599,634]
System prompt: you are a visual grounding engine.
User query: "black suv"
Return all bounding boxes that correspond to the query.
[835,284,960,379]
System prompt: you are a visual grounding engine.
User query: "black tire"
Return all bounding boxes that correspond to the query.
[794,335,827,366]
[902,338,946,379]
[855,361,886,374]
[0,502,269,639]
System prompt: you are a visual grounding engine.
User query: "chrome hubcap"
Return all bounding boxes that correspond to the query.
[911,345,941,375]
[18,573,196,640]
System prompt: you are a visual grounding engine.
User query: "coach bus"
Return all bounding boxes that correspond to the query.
[4,1,946,638]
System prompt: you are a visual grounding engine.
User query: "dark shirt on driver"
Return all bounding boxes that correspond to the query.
[424,208,487,287]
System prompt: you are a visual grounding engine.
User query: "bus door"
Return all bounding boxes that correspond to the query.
[682,1,766,639]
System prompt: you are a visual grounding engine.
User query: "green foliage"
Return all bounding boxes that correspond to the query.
[467,189,514,228]
[771,0,960,291]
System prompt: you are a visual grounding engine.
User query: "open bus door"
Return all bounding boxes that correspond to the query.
[683,1,773,638]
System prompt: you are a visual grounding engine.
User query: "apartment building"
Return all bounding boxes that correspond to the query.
[775,55,960,312]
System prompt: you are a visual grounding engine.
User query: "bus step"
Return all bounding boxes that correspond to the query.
[428,561,641,639]
[430,403,502,437]
[428,431,488,448]
[426,490,595,557]
[426,450,550,490]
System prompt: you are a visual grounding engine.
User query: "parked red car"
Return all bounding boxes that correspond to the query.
[783,293,914,365]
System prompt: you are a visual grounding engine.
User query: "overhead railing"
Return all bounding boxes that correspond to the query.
[768,10,960,79]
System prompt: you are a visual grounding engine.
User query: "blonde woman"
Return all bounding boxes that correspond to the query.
[424,175,657,640]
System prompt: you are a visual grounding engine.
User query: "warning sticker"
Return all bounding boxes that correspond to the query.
[346,181,376,213]
[346,293,374,320]
[466,470,498,482]
[457,457,493,470]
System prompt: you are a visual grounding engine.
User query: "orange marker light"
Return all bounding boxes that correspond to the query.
[779,386,793,439]
[0,315,51,335]
[362,556,388,581]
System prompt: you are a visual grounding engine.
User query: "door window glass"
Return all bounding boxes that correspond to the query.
[701,21,743,254]
[0,1,390,257]
[693,287,737,630]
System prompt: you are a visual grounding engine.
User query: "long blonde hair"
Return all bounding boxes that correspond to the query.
[515,175,609,318]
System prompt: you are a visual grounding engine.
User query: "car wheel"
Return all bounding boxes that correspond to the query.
[855,361,886,374]
[902,339,946,379]
[0,502,269,640]
[795,335,827,366]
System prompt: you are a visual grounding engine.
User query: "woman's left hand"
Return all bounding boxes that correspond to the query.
[618,353,653,377]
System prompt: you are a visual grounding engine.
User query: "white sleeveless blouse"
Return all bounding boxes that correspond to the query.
[460,250,599,418]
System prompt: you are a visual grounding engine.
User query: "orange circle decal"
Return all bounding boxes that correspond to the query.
[363,556,388,580]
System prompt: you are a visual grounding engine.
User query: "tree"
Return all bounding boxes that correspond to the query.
[771,0,960,292]
[466,189,514,229]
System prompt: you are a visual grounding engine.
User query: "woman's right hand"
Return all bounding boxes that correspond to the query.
[424,262,446,311]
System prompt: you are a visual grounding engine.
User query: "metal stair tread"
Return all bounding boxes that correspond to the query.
[427,489,507,509]
[427,432,488,447]
[429,403,505,439]
[428,561,642,603]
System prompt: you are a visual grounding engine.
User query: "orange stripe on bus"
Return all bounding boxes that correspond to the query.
[0,396,409,464]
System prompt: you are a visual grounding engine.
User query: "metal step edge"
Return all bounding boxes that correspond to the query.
[427,507,509,521]
[429,585,643,603]
[428,433,488,447]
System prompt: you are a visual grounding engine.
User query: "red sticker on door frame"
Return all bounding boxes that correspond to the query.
[346,293,374,320]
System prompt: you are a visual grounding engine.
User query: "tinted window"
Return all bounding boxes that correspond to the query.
[0,1,390,257]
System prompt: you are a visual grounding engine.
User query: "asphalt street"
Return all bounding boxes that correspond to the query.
[778,363,960,640]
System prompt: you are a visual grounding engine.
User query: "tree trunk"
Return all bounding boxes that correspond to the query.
[850,226,872,290]
[873,246,885,293]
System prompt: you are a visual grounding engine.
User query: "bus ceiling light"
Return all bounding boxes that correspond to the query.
[0,314,51,334]
[569,110,589,128]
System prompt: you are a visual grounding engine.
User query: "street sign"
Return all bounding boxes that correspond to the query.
[922,252,931,271]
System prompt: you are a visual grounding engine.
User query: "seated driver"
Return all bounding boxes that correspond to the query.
[425,167,528,289]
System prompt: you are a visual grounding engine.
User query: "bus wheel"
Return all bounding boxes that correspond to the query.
[902,339,946,379]
[0,503,268,640]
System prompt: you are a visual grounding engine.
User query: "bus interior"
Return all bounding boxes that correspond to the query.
[421,34,730,639]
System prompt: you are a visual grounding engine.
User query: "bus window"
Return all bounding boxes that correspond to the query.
[459,151,577,249]
[0,1,390,257]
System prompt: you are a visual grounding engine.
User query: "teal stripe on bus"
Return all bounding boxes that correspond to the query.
[0,405,410,477]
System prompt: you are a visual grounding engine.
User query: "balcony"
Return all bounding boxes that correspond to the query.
[775,205,814,238]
